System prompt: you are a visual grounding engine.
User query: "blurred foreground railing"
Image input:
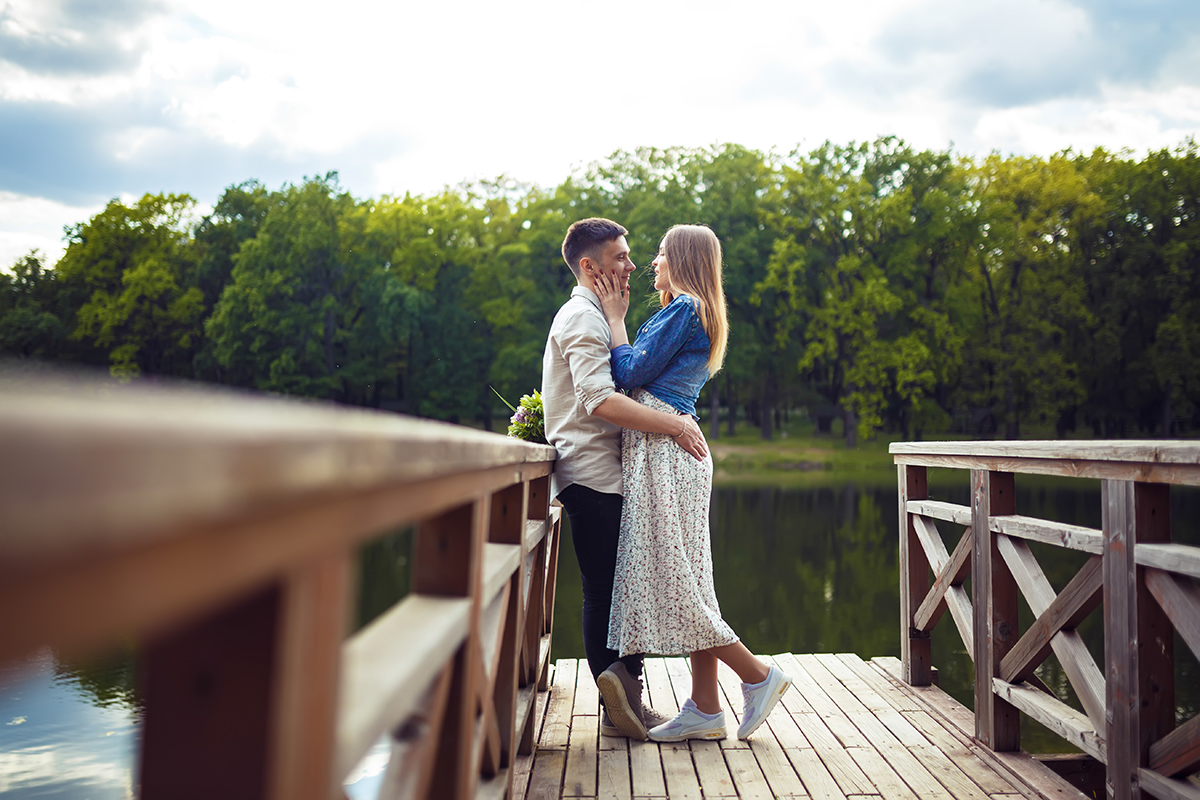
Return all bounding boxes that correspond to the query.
[0,371,559,800]
[892,440,1200,800]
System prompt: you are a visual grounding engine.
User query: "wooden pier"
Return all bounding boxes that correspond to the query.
[513,653,1076,800]
[4,372,1200,800]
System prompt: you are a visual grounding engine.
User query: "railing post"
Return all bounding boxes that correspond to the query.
[973,469,1020,751]
[1104,481,1175,800]
[413,499,488,800]
[899,463,931,685]
[490,482,528,789]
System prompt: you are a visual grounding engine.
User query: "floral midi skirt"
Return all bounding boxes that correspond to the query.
[607,389,738,657]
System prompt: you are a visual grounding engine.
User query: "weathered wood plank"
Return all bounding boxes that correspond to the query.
[778,654,870,749]
[1139,768,1200,800]
[890,440,1200,463]
[659,743,703,800]
[690,739,737,796]
[542,660,577,749]
[791,712,877,795]
[1150,713,1200,778]
[991,679,1105,761]
[998,556,1103,687]
[751,734,808,797]
[526,749,566,800]
[906,500,972,527]
[900,464,932,685]
[901,710,1017,794]
[842,656,1017,797]
[628,738,666,798]
[973,470,1020,751]
[563,712,597,797]
[848,746,929,800]
[991,516,1103,555]
[890,441,1200,486]
[766,704,813,750]
[574,656,600,718]
[1145,568,1200,663]
[0,373,555,560]
[597,739,632,800]
[725,747,776,800]
[994,537,1106,729]
[788,746,847,800]
[641,657,679,717]
[871,657,1083,800]
[800,655,958,800]
[834,654,920,712]
[914,528,973,633]
[1137,543,1200,580]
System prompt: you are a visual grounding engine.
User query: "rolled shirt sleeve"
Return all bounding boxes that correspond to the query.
[557,312,617,414]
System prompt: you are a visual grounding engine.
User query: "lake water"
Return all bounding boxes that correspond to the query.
[3,476,1198,796]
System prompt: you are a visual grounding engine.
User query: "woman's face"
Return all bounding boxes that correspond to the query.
[652,241,671,292]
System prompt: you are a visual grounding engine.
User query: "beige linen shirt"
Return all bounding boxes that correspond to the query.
[542,286,622,498]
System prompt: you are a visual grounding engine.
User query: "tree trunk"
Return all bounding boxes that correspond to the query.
[1162,393,1173,438]
[725,374,736,437]
[761,373,776,441]
[842,403,857,448]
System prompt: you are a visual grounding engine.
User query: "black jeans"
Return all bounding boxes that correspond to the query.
[558,483,644,682]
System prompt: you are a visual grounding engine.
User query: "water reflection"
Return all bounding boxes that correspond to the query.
[0,650,138,799]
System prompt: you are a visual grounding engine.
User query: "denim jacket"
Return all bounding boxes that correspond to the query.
[611,294,711,417]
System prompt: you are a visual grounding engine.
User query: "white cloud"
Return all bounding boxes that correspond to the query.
[0,0,1197,265]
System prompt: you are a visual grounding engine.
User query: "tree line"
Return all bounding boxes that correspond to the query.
[2,138,1197,444]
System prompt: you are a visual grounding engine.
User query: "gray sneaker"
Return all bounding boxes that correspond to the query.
[600,708,620,737]
[596,662,657,741]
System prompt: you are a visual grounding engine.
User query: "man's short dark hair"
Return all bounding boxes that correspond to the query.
[561,218,628,276]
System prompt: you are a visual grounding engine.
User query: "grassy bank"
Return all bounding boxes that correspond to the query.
[708,419,901,487]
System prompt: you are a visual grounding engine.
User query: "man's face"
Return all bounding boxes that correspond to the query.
[592,236,636,291]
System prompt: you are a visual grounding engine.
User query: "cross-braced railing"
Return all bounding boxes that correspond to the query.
[0,371,559,800]
[892,441,1200,800]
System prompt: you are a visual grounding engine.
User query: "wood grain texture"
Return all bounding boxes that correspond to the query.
[1138,768,1200,800]
[990,515,1104,555]
[900,465,932,685]
[973,471,1020,752]
[1136,544,1200,580]
[906,500,972,527]
[0,373,554,560]
[1149,713,1200,778]
[994,538,1105,730]
[990,679,1106,762]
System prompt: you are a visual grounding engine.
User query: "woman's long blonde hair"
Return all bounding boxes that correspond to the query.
[658,224,728,374]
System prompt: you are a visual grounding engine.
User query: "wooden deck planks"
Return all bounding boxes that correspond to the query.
[513,653,1089,800]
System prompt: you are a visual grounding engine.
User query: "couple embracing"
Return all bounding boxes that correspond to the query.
[541,218,794,742]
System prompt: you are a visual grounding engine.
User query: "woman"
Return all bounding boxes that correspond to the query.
[594,224,793,741]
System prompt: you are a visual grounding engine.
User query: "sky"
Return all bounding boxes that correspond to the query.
[1,0,1198,268]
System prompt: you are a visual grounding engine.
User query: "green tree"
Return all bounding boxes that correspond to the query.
[0,252,68,359]
[955,153,1097,437]
[206,173,376,399]
[56,193,204,378]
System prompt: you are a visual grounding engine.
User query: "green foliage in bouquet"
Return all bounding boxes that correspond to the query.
[492,386,546,444]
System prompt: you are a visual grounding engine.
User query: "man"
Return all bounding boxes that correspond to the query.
[541,218,708,740]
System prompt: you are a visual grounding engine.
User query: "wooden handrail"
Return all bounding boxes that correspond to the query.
[892,440,1200,800]
[0,370,559,800]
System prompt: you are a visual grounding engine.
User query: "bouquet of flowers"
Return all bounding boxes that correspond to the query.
[493,387,547,444]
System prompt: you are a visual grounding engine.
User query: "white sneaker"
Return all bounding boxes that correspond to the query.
[648,699,726,742]
[737,665,794,739]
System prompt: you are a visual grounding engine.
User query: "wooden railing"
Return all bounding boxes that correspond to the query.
[892,441,1200,800]
[0,371,560,800]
